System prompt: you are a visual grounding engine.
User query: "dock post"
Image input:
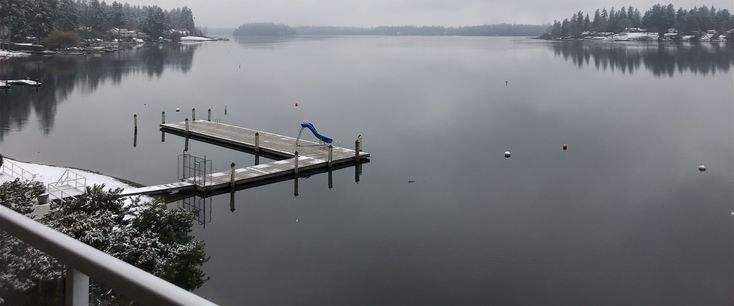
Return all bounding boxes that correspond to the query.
[294,151,299,177]
[255,132,260,154]
[207,109,211,121]
[230,191,236,212]
[230,162,236,188]
[184,118,189,135]
[133,114,138,130]
[328,145,333,168]
[354,137,361,162]
[161,111,165,124]
[192,108,196,121]
[294,177,299,197]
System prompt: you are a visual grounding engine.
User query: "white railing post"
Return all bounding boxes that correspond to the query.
[66,268,90,306]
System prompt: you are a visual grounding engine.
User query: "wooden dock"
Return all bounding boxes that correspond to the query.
[160,120,368,161]
[121,120,369,196]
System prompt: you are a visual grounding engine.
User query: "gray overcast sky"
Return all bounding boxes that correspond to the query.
[123,0,734,28]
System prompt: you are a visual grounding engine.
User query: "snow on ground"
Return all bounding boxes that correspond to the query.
[179,36,214,41]
[1,158,151,212]
[0,158,134,190]
[0,50,31,58]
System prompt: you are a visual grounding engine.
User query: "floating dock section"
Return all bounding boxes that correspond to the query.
[1,79,42,88]
[121,120,369,196]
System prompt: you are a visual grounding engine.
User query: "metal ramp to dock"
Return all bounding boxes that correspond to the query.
[123,120,369,197]
[119,182,195,197]
[47,169,87,203]
[1,160,37,181]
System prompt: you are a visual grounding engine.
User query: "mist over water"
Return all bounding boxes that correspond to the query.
[1,37,733,305]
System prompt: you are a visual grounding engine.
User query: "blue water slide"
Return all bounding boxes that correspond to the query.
[300,122,333,144]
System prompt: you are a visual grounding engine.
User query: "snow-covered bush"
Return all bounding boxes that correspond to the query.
[0,182,208,305]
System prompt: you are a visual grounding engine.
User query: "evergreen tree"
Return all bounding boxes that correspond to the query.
[591,9,601,31]
[109,1,125,28]
[142,6,169,38]
[88,0,104,32]
[31,0,59,39]
[600,8,609,32]
[54,0,78,31]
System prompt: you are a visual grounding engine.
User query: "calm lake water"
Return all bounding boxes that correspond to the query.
[1,37,734,305]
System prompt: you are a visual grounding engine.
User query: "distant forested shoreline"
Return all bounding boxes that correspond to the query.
[542,3,734,41]
[0,0,201,45]
[233,23,548,37]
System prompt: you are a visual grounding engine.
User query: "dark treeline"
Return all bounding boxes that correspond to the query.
[550,41,733,76]
[544,4,734,38]
[234,23,548,37]
[0,0,199,41]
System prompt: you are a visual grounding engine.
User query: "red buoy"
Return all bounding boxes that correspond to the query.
[563,144,568,151]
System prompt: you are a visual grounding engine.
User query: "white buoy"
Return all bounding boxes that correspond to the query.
[175,107,181,112]
[504,151,511,158]
[698,164,706,172]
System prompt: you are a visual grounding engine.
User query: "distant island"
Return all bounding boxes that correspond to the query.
[541,3,734,42]
[233,22,548,37]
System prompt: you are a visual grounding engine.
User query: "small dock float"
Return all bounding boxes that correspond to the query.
[5,79,42,87]
[121,120,369,197]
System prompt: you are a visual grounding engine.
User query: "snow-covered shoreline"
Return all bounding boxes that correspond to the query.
[0,50,31,59]
[0,158,139,190]
[179,36,215,42]
[0,158,152,213]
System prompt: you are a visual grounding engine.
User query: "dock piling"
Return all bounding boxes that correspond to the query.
[133,114,138,130]
[255,132,260,154]
[185,118,189,134]
[161,111,166,124]
[328,145,333,168]
[294,177,299,196]
[230,162,236,188]
[192,108,196,121]
[229,191,236,212]
[294,151,299,177]
[207,109,211,121]
[354,138,361,162]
